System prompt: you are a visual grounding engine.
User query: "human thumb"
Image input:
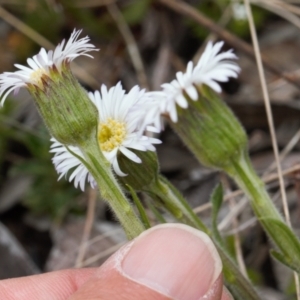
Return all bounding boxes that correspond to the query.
[68,224,228,300]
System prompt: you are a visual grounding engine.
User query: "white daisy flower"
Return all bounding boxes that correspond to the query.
[50,138,96,192]
[89,82,161,176]
[158,41,240,122]
[50,82,161,190]
[0,29,97,106]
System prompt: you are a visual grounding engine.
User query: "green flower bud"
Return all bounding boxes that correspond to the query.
[28,65,98,146]
[117,150,159,191]
[0,29,98,147]
[172,85,247,172]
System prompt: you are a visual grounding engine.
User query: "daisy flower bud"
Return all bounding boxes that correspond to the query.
[173,85,247,170]
[117,150,159,191]
[148,41,245,170]
[0,29,98,146]
[147,41,300,269]
[50,82,161,191]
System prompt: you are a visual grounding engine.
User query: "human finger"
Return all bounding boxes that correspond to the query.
[69,224,223,300]
[0,268,96,300]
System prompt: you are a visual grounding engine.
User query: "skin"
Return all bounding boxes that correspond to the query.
[0,224,233,300]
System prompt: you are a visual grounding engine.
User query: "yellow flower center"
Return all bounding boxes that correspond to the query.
[30,69,46,88]
[98,118,126,152]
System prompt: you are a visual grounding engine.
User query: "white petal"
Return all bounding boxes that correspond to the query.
[185,85,198,101]
[120,146,142,163]
[86,83,162,177]
[112,158,127,177]
[49,138,95,191]
[123,141,147,151]
[158,40,239,123]
[26,58,39,70]
[0,30,98,106]
[146,125,160,133]
[147,137,162,144]
[175,93,188,108]
[103,148,118,162]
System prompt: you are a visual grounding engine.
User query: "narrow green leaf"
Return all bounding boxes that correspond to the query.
[210,183,224,244]
[127,184,151,229]
[260,217,300,272]
[147,200,167,224]
[270,250,300,273]
[211,183,223,218]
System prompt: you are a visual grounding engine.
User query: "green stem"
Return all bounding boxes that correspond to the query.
[152,176,209,233]
[227,151,300,271]
[149,176,260,300]
[80,138,145,239]
[169,85,300,271]
[228,152,282,220]
[216,243,260,300]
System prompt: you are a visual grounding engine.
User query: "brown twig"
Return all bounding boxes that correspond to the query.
[73,0,116,8]
[253,0,300,30]
[75,188,97,268]
[244,0,290,225]
[193,5,232,63]
[107,3,149,89]
[158,0,300,89]
[81,242,125,267]
[245,0,300,296]
[264,128,300,176]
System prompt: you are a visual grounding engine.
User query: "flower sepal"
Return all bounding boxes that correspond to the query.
[172,85,247,171]
[29,66,98,146]
[117,149,159,191]
[116,150,189,222]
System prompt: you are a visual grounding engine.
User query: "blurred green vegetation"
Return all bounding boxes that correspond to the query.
[0,0,271,222]
[189,0,268,39]
[0,2,296,295]
[0,99,82,222]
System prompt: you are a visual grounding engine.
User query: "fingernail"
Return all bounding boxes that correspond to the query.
[121,224,222,300]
